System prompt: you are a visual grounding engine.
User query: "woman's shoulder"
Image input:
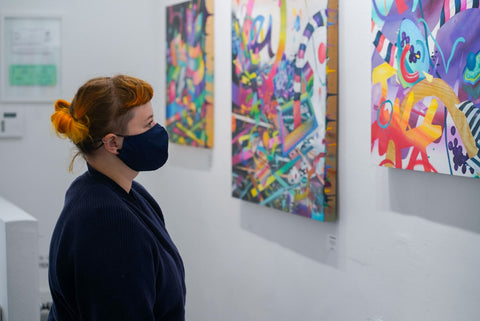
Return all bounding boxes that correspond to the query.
[66,171,124,202]
[131,180,149,196]
[131,181,163,217]
[60,172,133,223]
[51,177,159,268]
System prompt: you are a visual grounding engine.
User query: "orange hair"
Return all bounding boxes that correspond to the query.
[51,75,153,170]
[51,99,90,144]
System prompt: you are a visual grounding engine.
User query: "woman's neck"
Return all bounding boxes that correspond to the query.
[86,150,138,193]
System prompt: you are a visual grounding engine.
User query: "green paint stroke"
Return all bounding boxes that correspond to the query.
[9,65,57,86]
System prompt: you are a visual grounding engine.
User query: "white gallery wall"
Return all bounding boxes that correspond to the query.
[1,0,480,320]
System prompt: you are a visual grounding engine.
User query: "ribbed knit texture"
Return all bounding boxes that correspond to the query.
[48,164,185,321]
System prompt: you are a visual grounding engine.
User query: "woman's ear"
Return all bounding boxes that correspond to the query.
[102,134,122,155]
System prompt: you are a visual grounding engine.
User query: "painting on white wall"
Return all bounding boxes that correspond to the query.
[231,0,339,221]
[371,0,480,178]
[166,0,214,148]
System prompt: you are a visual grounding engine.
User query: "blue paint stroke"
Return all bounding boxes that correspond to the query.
[418,18,466,74]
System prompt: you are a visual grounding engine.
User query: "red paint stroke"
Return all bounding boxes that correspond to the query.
[395,0,408,14]
[400,44,419,84]
[318,43,326,64]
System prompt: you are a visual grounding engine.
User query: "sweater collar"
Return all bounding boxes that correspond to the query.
[86,163,135,198]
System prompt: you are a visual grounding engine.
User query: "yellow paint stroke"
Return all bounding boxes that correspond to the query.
[326,66,336,75]
[385,140,396,167]
[372,62,397,97]
[423,71,433,82]
[399,78,478,157]
[399,92,442,148]
[176,123,205,146]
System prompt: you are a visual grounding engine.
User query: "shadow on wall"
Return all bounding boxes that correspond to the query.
[240,201,339,268]
[387,168,480,234]
[168,143,213,171]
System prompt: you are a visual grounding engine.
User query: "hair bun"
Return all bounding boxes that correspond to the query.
[54,99,71,112]
[51,99,89,144]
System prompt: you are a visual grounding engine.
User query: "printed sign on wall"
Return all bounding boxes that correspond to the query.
[1,16,61,102]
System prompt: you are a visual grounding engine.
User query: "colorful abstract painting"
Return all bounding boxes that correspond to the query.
[166,0,214,148]
[372,0,480,177]
[231,0,339,221]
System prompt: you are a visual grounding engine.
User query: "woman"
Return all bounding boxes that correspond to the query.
[48,75,186,321]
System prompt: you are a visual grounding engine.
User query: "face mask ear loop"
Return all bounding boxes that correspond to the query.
[92,135,109,150]
[93,141,104,150]
[99,134,124,153]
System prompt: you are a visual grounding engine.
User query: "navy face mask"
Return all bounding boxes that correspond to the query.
[116,123,169,171]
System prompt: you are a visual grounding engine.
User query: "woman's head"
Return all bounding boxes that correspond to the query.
[51,75,153,169]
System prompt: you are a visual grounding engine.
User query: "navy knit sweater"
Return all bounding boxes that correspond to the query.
[48,164,186,321]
